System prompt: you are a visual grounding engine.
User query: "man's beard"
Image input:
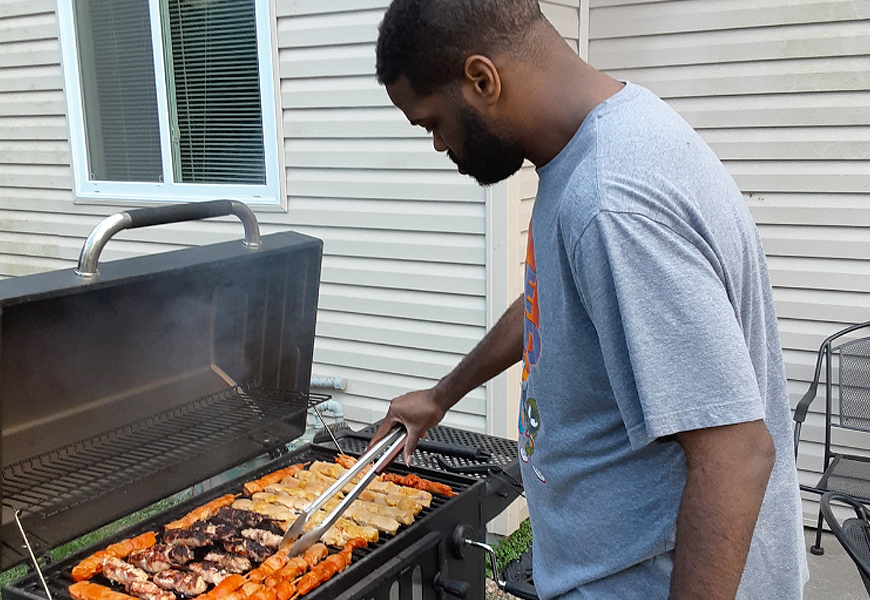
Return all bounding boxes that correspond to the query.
[448,105,526,186]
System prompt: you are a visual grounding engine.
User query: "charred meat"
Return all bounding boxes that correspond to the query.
[187,562,228,586]
[152,569,207,597]
[201,551,252,574]
[221,539,272,562]
[128,544,193,573]
[209,508,263,529]
[240,528,283,549]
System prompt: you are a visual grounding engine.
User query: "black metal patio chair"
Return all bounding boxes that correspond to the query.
[794,321,870,555]
[820,492,870,596]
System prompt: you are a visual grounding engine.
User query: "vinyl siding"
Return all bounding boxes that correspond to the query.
[588,0,870,524]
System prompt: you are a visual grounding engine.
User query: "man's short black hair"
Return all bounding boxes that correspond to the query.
[376,0,544,96]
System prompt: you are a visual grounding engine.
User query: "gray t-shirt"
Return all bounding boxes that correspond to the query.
[519,82,808,599]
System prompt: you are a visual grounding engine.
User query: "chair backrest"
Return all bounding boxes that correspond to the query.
[838,336,870,432]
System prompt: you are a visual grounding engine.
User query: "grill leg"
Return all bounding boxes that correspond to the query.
[810,510,825,555]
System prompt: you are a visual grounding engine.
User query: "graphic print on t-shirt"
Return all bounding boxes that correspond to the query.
[523,224,541,381]
[519,224,546,483]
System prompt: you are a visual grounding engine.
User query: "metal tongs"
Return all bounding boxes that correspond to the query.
[278,426,407,556]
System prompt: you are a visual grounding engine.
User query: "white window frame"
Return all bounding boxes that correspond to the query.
[56,0,284,207]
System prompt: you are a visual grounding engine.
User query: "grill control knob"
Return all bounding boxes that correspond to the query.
[433,573,470,599]
[450,523,474,559]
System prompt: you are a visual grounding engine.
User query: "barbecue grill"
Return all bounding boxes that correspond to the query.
[0,202,527,600]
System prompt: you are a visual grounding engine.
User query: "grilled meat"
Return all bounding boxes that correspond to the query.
[72,532,158,582]
[101,558,175,600]
[101,558,148,586]
[210,507,263,529]
[240,528,283,549]
[164,495,237,531]
[128,544,193,573]
[187,562,228,586]
[202,551,252,574]
[221,539,272,562]
[152,569,207,597]
[162,523,236,548]
[127,579,176,600]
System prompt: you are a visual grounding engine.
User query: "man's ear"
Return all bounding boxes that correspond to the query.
[462,55,501,109]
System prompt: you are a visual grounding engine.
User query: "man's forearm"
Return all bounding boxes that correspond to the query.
[669,421,776,600]
[434,295,525,409]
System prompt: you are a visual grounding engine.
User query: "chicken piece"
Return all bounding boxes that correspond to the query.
[202,552,252,574]
[263,556,308,588]
[222,539,272,563]
[128,544,194,574]
[126,580,176,600]
[355,498,414,525]
[308,461,346,479]
[163,523,235,548]
[354,489,422,515]
[243,463,309,496]
[72,532,158,582]
[232,499,296,523]
[198,574,246,600]
[70,582,137,600]
[246,552,289,584]
[302,543,328,570]
[152,570,207,597]
[342,504,400,535]
[164,495,237,531]
[381,472,457,497]
[241,528,283,549]
[101,558,149,587]
[186,562,227,586]
[209,507,264,529]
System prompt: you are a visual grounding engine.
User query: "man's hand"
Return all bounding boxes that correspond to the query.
[669,419,776,600]
[371,386,451,464]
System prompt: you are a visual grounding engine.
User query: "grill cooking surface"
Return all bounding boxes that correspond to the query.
[333,425,518,476]
[6,444,481,600]
[3,386,326,522]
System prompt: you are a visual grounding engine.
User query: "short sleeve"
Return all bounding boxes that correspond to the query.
[573,210,765,449]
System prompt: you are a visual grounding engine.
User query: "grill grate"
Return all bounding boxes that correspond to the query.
[333,424,518,478]
[2,385,327,520]
[5,443,480,600]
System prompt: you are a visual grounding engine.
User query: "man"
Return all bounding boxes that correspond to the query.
[371,1,808,599]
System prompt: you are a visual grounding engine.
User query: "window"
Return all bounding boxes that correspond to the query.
[57,0,282,205]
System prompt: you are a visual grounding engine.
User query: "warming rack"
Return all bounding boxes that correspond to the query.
[3,385,329,522]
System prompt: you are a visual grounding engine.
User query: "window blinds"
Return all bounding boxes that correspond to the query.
[165,0,267,184]
[74,0,163,182]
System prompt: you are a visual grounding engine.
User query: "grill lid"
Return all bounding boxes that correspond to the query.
[0,205,323,569]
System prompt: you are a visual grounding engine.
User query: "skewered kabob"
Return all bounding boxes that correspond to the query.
[72,532,158,582]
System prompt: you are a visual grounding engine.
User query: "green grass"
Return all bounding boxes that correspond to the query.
[0,494,187,598]
[488,518,533,579]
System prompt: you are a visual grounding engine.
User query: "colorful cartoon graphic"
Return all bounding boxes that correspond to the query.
[518,395,540,462]
[523,226,541,382]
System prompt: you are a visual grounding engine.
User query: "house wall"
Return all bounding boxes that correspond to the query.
[587,0,870,524]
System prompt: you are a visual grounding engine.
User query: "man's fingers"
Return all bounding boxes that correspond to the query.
[367,414,399,452]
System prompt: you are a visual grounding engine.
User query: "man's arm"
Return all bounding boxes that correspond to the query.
[669,419,776,600]
[372,295,525,462]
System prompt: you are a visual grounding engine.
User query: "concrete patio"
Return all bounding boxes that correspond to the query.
[805,528,867,599]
